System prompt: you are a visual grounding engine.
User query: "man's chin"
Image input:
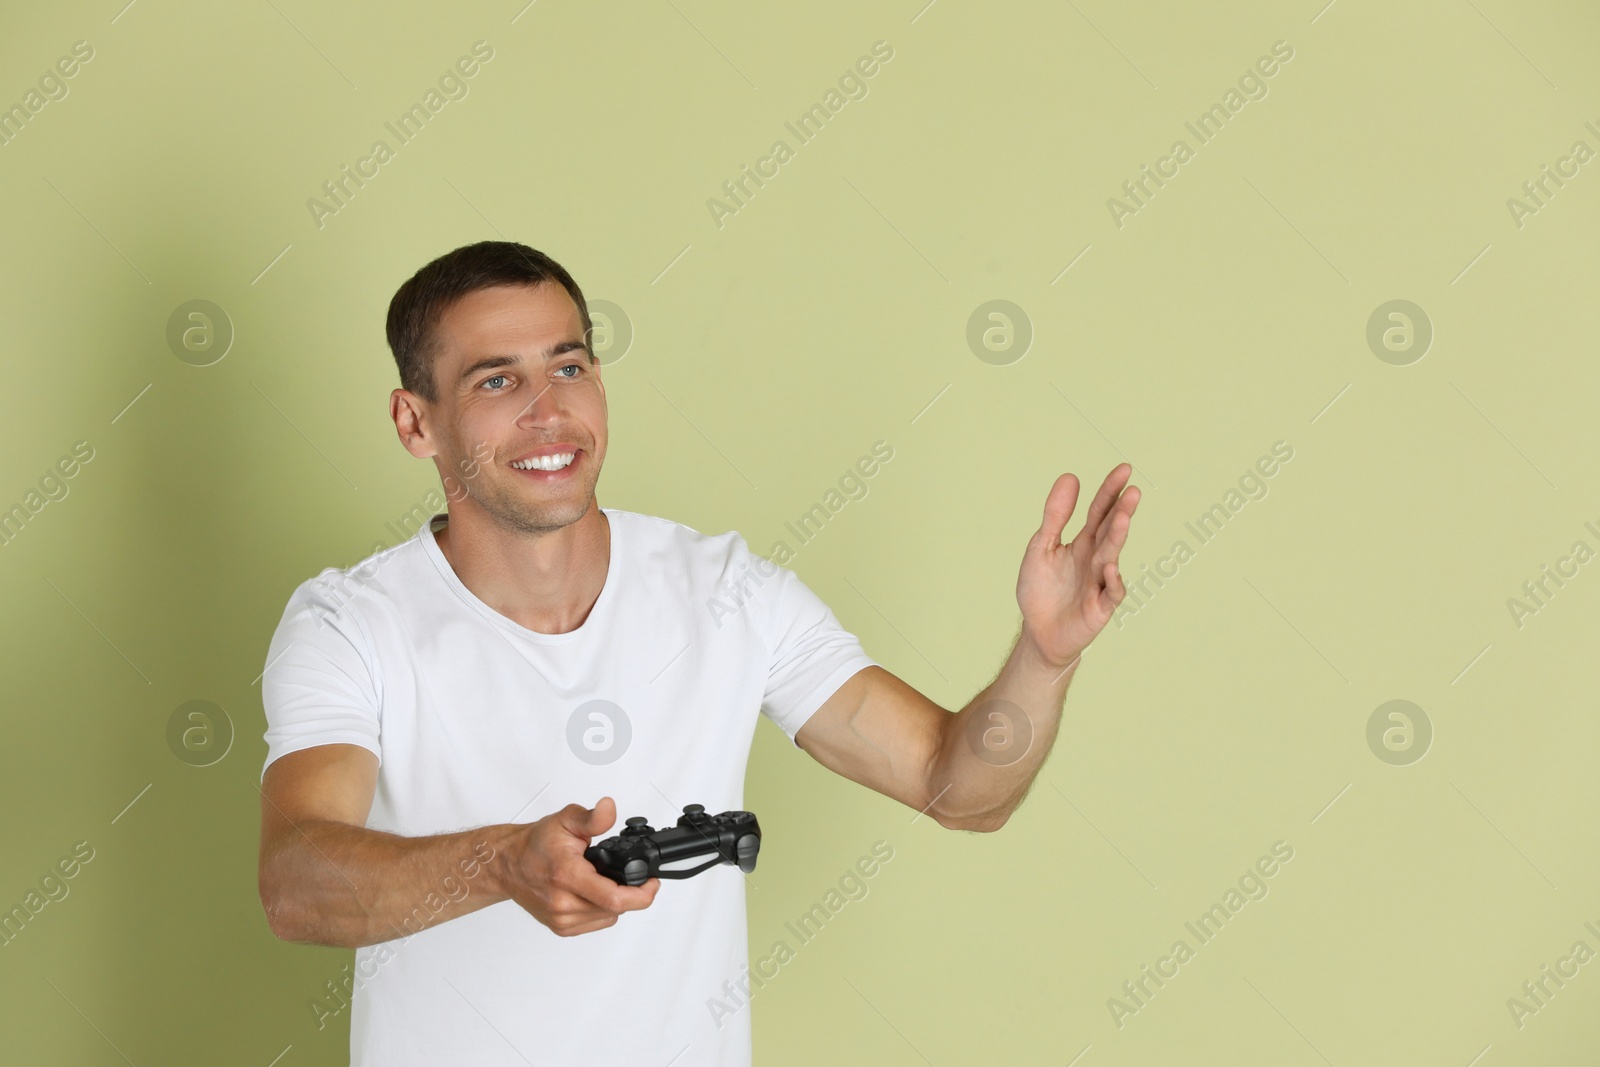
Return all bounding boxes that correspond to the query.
[498,495,596,535]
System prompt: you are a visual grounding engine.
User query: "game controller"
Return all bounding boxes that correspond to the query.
[585,805,761,886]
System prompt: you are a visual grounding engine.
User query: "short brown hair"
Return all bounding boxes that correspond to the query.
[385,240,592,402]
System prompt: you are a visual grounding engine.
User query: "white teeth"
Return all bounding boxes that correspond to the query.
[512,452,575,471]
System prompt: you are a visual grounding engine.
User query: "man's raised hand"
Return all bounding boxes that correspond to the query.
[1015,462,1141,670]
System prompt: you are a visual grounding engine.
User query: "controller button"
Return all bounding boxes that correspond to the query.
[623,859,649,886]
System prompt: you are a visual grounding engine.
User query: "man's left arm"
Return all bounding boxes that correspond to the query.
[795,463,1140,832]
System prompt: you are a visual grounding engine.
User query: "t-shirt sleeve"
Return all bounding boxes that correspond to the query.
[757,559,877,746]
[259,575,383,779]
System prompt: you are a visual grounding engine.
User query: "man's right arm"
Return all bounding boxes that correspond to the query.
[256,743,659,948]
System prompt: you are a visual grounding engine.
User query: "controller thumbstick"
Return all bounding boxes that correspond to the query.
[625,816,648,830]
[683,804,705,816]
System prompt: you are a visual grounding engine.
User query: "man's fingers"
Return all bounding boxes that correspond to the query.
[555,797,617,842]
[1091,496,1137,567]
[555,802,594,838]
[1078,463,1133,546]
[585,796,617,837]
[555,914,619,938]
[1102,483,1141,547]
[563,862,661,914]
[597,877,660,914]
[534,875,658,932]
[1101,561,1126,612]
[1036,473,1080,548]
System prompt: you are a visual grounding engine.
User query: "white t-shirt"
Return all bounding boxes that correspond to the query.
[260,508,876,1066]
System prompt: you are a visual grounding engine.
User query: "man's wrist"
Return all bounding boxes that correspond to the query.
[475,823,522,900]
[1016,624,1083,680]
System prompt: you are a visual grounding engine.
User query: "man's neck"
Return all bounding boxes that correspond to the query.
[434,502,611,635]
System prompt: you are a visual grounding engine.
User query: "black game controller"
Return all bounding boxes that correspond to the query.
[585,805,761,886]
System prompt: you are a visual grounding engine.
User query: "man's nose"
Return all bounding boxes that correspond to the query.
[514,381,563,426]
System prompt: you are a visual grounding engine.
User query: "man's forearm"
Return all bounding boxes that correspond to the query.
[260,819,518,948]
[925,627,1079,832]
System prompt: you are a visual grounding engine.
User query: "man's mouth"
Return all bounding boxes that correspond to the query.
[505,447,582,479]
[510,451,577,472]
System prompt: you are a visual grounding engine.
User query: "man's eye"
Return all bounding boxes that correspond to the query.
[482,374,508,390]
[555,364,583,379]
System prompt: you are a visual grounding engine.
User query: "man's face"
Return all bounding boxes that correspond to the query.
[421,282,607,535]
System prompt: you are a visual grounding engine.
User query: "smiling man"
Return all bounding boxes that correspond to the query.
[256,240,1139,1066]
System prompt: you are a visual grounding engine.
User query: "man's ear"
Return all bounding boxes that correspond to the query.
[391,388,438,459]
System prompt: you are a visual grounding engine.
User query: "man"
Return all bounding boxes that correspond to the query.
[257,240,1139,1066]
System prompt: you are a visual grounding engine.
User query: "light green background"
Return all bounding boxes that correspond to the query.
[2,0,1597,1063]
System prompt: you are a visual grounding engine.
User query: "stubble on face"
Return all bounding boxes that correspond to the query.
[450,426,602,536]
